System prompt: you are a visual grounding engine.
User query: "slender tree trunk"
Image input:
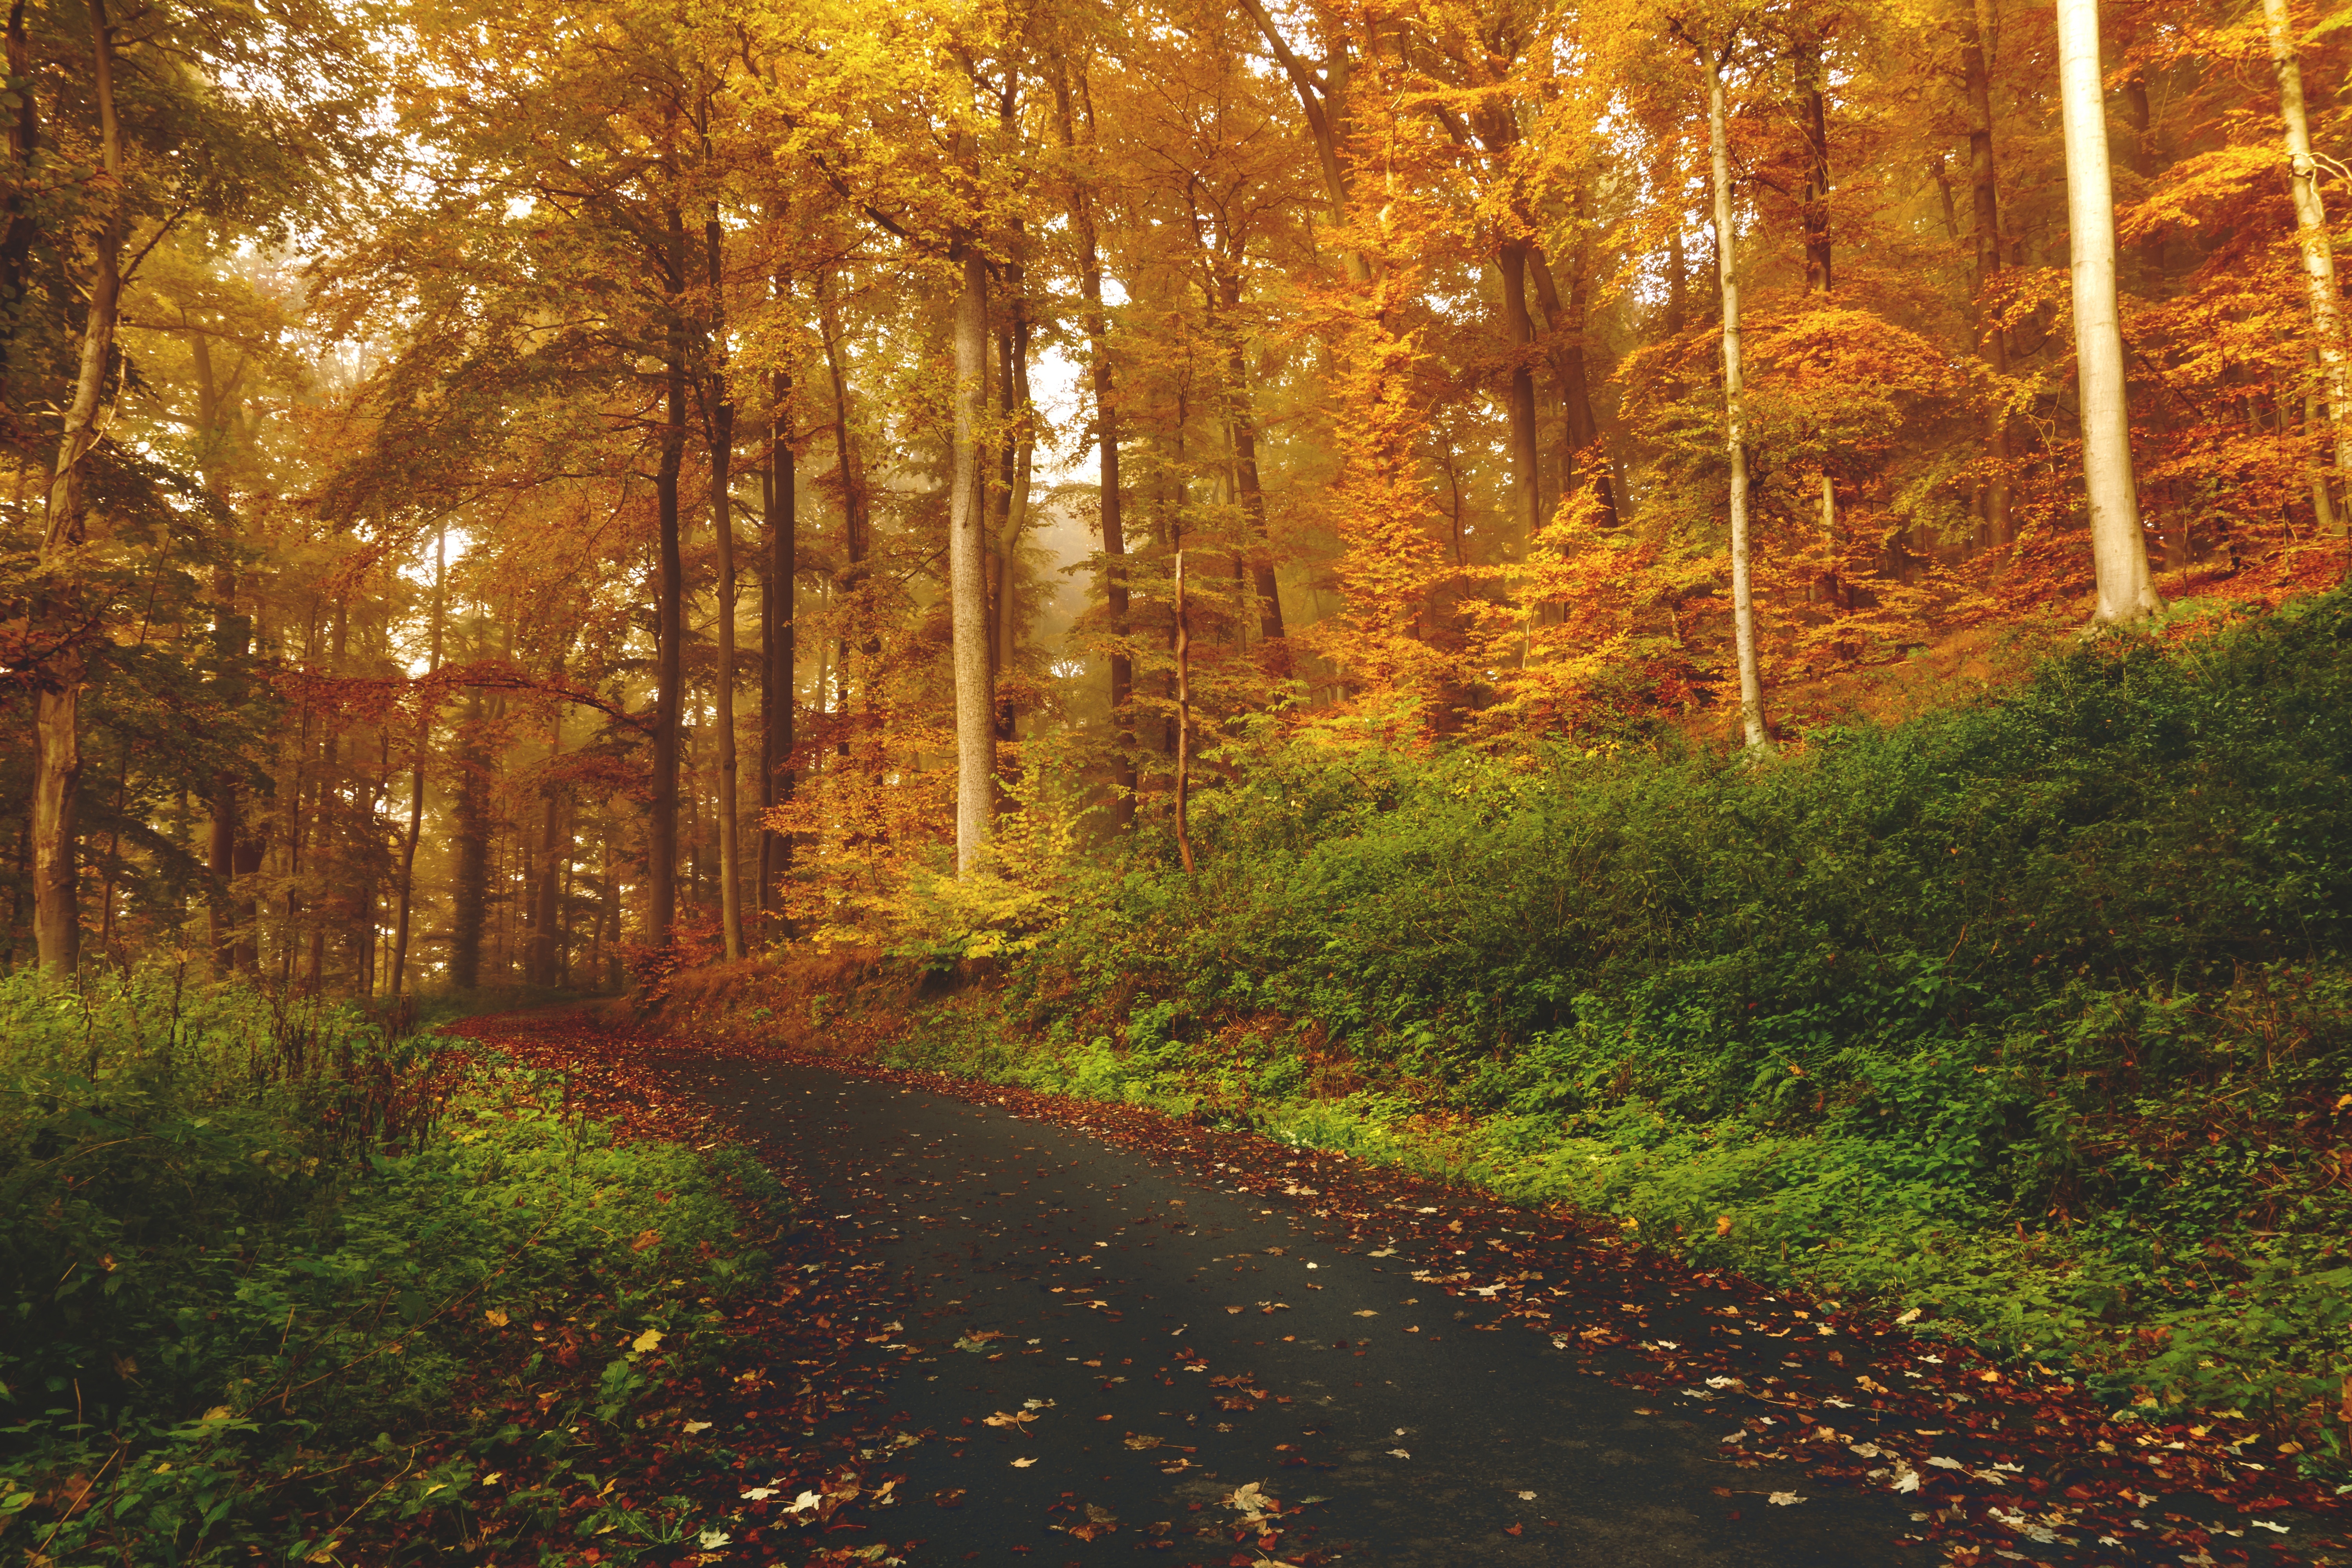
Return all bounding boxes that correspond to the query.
[761,358,795,932]
[2265,0,2350,529]
[1797,31,1840,559]
[1172,550,1194,875]
[1497,240,1542,540]
[649,205,688,944]
[530,704,564,987]
[707,216,744,961]
[1214,264,1287,662]
[1795,34,1833,294]
[2055,0,2159,622]
[1708,41,1770,753]
[991,291,1034,746]
[1962,0,2014,546]
[450,663,490,991]
[949,245,994,875]
[1058,60,1136,828]
[206,569,246,976]
[31,0,125,974]
[389,528,446,996]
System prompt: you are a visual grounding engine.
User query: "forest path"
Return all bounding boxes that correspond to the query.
[652,1049,1924,1566]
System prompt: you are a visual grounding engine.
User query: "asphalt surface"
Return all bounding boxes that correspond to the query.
[666,1054,1931,1566]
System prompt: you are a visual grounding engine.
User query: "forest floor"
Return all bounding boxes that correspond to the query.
[466,1006,2352,1568]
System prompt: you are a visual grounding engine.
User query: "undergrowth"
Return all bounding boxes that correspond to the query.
[842,593,2352,1473]
[0,970,781,1564]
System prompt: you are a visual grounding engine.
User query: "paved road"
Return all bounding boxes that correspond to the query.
[666,1054,1927,1566]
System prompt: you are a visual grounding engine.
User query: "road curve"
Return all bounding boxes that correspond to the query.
[661,1051,1925,1567]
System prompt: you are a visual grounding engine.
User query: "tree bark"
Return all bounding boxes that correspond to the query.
[389,527,446,996]
[1528,241,1621,526]
[2265,0,2350,530]
[1058,60,1136,828]
[707,214,744,960]
[530,701,564,988]
[2055,0,2159,622]
[31,0,126,973]
[761,357,795,930]
[949,245,994,875]
[1172,550,1194,875]
[450,663,490,991]
[204,566,248,976]
[991,291,1034,744]
[1962,0,2014,546]
[649,205,688,943]
[1795,33,1833,294]
[1707,40,1771,753]
[1212,262,1287,662]
[1497,240,1542,540]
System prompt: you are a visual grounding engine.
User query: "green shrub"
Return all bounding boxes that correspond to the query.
[951,594,2352,1465]
[0,972,778,1564]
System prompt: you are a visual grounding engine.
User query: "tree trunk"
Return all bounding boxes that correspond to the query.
[991,292,1034,745]
[2055,0,2158,623]
[2265,0,2350,529]
[761,357,795,931]
[1528,240,1621,526]
[205,569,247,976]
[1214,263,1287,662]
[1795,33,1833,294]
[949,245,994,875]
[1497,240,1542,540]
[530,704,564,988]
[649,205,688,944]
[1172,550,1194,875]
[707,215,744,961]
[1708,41,1771,753]
[389,528,446,996]
[1962,0,2014,546]
[1058,60,1136,828]
[31,0,126,974]
[451,670,490,991]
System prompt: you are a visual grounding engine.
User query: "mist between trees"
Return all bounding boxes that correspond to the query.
[3,0,2348,984]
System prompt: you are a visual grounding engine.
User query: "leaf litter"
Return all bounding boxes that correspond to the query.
[466,1007,2350,1568]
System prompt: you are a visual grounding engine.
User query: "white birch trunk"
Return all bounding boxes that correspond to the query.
[2055,0,2159,622]
[2264,0,2349,530]
[949,247,995,875]
[1708,43,1770,753]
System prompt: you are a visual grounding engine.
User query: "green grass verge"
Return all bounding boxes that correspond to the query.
[0,971,781,1564]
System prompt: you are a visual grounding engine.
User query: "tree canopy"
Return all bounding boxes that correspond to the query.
[4,0,2347,986]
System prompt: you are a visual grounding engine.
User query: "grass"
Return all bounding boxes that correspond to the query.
[0,969,784,1564]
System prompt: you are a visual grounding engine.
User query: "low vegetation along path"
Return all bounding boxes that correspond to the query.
[476,1011,2340,1568]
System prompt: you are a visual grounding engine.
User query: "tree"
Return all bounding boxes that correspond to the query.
[1701,29,1772,752]
[2054,0,2157,624]
[2263,0,2348,531]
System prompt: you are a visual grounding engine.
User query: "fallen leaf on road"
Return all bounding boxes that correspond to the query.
[1388,1448,1411,1459]
[1768,1492,1803,1507]
[1124,1435,1161,1450]
[1010,1457,1036,1468]
[1353,1310,1379,1318]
